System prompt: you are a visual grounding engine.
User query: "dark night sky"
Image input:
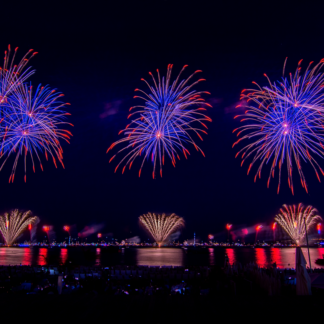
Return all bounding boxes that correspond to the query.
[1,0,324,242]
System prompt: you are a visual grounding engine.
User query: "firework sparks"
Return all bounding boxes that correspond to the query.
[139,212,184,246]
[0,45,36,106]
[233,59,324,194]
[275,203,322,245]
[0,210,38,245]
[63,226,70,232]
[107,65,212,178]
[0,83,72,182]
[226,224,232,230]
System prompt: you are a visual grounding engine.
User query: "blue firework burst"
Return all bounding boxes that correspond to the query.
[108,65,212,178]
[233,59,324,194]
[0,83,72,182]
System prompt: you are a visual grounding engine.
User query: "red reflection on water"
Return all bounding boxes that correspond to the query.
[0,248,7,265]
[208,248,215,265]
[96,248,101,265]
[225,248,235,265]
[22,248,31,265]
[60,248,68,265]
[255,248,267,267]
[308,247,324,267]
[270,248,282,267]
[38,248,48,266]
[317,247,324,258]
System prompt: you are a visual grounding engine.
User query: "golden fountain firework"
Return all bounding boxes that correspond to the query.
[0,210,38,245]
[275,204,322,245]
[139,212,184,246]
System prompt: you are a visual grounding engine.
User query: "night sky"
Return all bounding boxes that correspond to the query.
[1,0,324,242]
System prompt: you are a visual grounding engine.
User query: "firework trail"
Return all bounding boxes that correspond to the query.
[0,83,72,182]
[0,45,36,107]
[139,212,184,246]
[275,203,322,245]
[0,209,38,245]
[108,65,212,178]
[233,59,324,194]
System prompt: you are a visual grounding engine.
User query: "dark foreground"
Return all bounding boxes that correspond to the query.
[0,295,322,321]
[1,263,324,297]
[1,263,323,321]
[0,263,319,295]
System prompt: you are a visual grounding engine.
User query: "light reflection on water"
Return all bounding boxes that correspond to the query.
[225,247,324,268]
[0,247,324,268]
[22,248,32,265]
[208,248,215,265]
[96,248,100,265]
[38,248,48,266]
[225,248,235,265]
[264,247,324,269]
[136,248,183,266]
[60,248,68,265]
[255,248,268,267]
[0,248,33,265]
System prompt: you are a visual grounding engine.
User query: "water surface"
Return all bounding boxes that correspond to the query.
[0,247,323,268]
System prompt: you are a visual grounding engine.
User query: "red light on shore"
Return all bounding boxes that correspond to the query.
[28,224,32,230]
[256,225,263,231]
[318,223,321,234]
[226,224,232,230]
[43,226,49,232]
[272,222,277,230]
[63,226,70,232]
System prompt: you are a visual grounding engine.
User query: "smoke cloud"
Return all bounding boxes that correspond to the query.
[78,224,105,238]
[125,236,141,244]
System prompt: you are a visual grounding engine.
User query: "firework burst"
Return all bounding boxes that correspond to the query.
[139,212,184,246]
[0,83,72,182]
[0,209,38,245]
[107,65,211,178]
[233,59,324,194]
[275,203,322,245]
